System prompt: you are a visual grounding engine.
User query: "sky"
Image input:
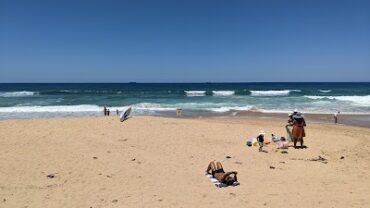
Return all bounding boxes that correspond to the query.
[0,0,369,82]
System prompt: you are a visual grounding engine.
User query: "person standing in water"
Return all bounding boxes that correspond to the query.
[103,106,107,116]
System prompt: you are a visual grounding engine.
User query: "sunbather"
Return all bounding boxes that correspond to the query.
[205,161,238,185]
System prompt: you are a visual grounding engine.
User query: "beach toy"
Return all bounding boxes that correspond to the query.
[272,134,280,143]
[264,138,271,144]
[246,140,252,147]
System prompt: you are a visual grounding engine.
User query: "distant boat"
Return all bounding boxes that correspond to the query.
[128,82,137,84]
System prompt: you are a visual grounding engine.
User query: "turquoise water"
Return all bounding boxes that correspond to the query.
[0,83,369,119]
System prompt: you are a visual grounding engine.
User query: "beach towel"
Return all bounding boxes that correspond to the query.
[286,126,293,142]
[206,174,240,188]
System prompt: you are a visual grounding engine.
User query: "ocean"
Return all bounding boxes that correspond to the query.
[0,83,369,119]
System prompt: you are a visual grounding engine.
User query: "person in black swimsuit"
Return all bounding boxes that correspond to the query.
[205,161,238,185]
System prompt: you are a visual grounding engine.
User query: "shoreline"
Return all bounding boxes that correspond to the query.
[1,110,369,128]
[230,111,370,128]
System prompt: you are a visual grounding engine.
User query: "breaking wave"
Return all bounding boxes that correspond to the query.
[212,91,235,96]
[185,91,206,96]
[0,91,38,97]
[0,105,102,113]
[250,90,300,96]
[304,95,370,107]
[319,90,332,93]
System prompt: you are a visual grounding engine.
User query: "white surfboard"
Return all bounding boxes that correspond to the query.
[120,107,132,122]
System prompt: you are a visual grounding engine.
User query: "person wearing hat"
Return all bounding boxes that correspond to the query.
[257,131,265,152]
[292,112,306,148]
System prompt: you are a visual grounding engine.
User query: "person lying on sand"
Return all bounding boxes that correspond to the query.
[205,161,238,185]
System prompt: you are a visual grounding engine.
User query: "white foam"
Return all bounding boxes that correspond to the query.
[304,95,370,107]
[205,106,253,112]
[0,105,102,113]
[132,102,252,113]
[132,103,177,111]
[185,91,206,96]
[250,90,292,96]
[319,90,331,93]
[0,91,37,97]
[212,91,235,96]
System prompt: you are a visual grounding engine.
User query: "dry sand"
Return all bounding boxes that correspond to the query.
[1,116,370,208]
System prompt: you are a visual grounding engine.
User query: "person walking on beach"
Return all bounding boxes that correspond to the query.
[107,108,110,116]
[292,112,306,148]
[257,131,265,152]
[103,106,107,116]
[334,111,340,124]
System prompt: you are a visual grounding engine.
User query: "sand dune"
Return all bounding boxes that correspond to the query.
[1,116,369,207]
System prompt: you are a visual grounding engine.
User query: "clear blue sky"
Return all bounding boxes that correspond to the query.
[0,0,369,82]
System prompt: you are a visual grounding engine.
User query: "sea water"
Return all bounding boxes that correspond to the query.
[0,83,369,119]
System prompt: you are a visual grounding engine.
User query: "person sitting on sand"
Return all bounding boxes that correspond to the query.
[292,112,306,148]
[206,161,238,185]
[276,137,289,149]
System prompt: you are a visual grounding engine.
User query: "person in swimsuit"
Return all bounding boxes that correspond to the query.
[205,161,238,185]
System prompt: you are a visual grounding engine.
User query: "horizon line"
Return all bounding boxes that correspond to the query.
[0,81,369,84]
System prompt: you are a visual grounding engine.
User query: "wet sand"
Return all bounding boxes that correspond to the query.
[231,111,370,128]
[1,116,370,207]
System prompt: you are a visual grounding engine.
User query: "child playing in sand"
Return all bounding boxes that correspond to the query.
[276,137,289,149]
[257,132,265,152]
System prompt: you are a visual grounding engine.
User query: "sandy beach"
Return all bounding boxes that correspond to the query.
[1,116,370,208]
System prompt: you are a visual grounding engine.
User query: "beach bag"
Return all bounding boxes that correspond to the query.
[286,126,293,142]
[252,138,258,146]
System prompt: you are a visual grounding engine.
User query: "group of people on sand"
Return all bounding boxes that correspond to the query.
[249,109,306,153]
[255,132,289,152]
[207,109,308,187]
